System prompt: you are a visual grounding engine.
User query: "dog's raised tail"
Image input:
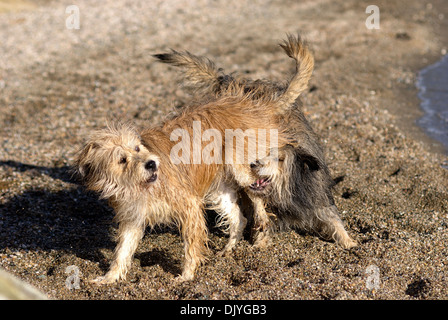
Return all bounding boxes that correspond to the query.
[153,50,225,94]
[277,34,314,110]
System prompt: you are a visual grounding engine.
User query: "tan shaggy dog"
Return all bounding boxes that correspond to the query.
[74,92,291,283]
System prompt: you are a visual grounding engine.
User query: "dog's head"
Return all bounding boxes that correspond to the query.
[246,150,284,196]
[74,123,160,200]
[247,145,321,197]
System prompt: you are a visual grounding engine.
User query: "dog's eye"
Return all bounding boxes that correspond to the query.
[119,157,127,164]
[135,146,140,152]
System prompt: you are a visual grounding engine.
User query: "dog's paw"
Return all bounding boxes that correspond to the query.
[89,274,120,285]
[175,274,194,283]
[253,231,272,249]
[217,246,234,257]
[340,237,358,250]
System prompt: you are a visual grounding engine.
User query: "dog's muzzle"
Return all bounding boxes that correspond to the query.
[145,160,158,183]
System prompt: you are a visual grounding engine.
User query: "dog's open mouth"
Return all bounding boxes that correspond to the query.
[249,177,271,191]
[146,173,158,183]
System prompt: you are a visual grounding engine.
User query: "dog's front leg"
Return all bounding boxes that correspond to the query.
[248,195,273,248]
[211,182,247,256]
[91,221,145,285]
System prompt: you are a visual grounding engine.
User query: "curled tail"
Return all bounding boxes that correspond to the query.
[276,34,314,111]
[153,34,314,110]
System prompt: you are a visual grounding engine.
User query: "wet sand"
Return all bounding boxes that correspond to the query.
[0,0,447,300]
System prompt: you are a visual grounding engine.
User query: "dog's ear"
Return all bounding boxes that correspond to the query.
[74,142,99,179]
[295,147,321,171]
[77,162,92,180]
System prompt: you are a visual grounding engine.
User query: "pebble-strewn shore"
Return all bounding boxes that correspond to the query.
[0,0,447,299]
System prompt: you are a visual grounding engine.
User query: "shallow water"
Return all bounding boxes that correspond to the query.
[416,54,448,154]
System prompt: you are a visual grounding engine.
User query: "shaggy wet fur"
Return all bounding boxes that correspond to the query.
[74,94,292,283]
[154,34,357,249]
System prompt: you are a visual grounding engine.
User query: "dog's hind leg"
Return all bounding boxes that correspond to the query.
[314,206,357,249]
[178,200,210,281]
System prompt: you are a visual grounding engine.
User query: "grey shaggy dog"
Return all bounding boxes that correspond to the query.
[154,34,357,249]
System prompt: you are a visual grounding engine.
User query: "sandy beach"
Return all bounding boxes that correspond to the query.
[0,0,447,300]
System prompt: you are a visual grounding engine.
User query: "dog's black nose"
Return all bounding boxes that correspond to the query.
[145,160,157,171]
[250,160,259,168]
